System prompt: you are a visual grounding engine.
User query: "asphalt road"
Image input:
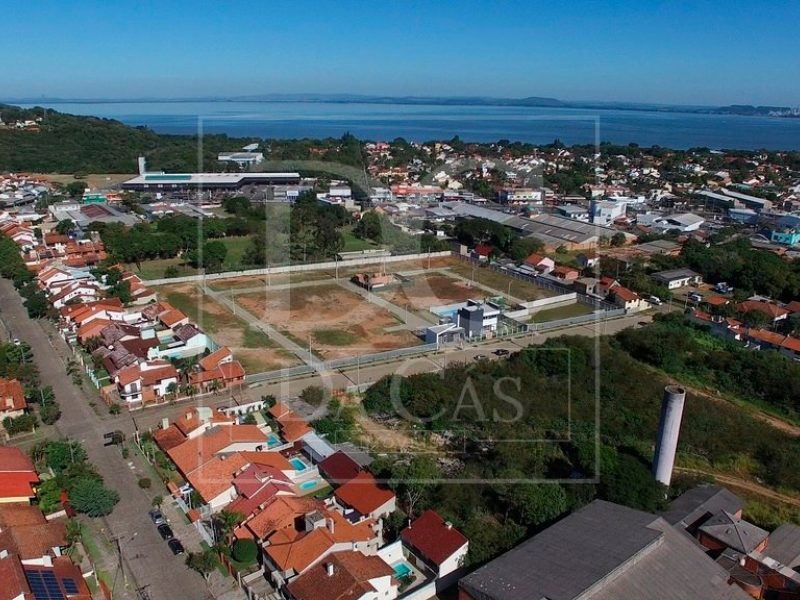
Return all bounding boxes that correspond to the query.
[0,279,213,600]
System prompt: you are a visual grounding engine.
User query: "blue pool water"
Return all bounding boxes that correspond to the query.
[290,457,308,471]
[267,433,281,447]
[393,562,412,579]
[298,480,317,490]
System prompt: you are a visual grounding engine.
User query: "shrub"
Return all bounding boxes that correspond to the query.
[232,539,258,564]
[69,477,120,517]
[138,477,151,489]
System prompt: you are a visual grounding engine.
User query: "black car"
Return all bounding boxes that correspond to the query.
[157,524,174,540]
[494,349,510,356]
[167,538,185,555]
[149,509,165,525]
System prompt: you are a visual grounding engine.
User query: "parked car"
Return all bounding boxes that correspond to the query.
[474,354,488,361]
[494,349,510,356]
[12,338,20,346]
[157,524,174,540]
[167,539,185,555]
[149,509,165,525]
[688,292,703,302]
[647,296,662,305]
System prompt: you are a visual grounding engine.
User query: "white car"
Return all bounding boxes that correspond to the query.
[647,296,662,305]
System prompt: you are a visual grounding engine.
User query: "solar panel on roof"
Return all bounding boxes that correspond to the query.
[25,569,67,600]
[62,578,79,594]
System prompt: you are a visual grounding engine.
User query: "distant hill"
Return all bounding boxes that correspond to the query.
[0,105,254,173]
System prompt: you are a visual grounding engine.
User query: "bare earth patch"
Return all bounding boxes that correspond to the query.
[377,273,482,312]
[236,284,422,360]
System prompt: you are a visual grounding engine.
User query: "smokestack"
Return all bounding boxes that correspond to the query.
[652,385,687,486]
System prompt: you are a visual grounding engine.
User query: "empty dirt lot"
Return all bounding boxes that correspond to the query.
[377,273,485,313]
[235,283,422,360]
[159,283,301,373]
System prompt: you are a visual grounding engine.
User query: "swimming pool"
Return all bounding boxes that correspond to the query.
[267,433,282,447]
[392,562,412,579]
[290,457,309,471]
[298,480,317,490]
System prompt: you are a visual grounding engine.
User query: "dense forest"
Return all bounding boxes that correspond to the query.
[361,332,800,564]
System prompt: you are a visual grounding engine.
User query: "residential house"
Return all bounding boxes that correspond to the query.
[400,510,468,590]
[286,551,398,600]
[523,253,555,274]
[609,286,648,312]
[269,403,313,443]
[596,276,620,298]
[0,379,26,420]
[242,496,379,586]
[550,266,580,283]
[112,360,179,407]
[741,328,800,359]
[650,268,703,290]
[737,300,789,323]
[687,310,742,341]
[318,451,363,487]
[0,447,39,504]
[573,277,599,296]
[575,251,600,269]
[333,472,396,522]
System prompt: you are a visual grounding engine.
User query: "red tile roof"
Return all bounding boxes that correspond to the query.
[187,453,249,503]
[153,425,187,451]
[0,472,40,500]
[401,510,468,567]
[0,553,31,600]
[737,300,789,320]
[612,286,639,302]
[199,347,232,372]
[0,446,36,472]
[318,451,362,486]
[334,472,394,516]
[0,378,26,413]
[287,551,394,600]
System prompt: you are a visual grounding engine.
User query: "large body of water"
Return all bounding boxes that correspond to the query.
[19,101,800,150]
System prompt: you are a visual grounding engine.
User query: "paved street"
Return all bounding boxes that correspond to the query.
[0,279,215,600]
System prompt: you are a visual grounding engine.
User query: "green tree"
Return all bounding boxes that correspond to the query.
[185,550,217,581]
[64,182,86,198]
[39,401,62,425]
[610,232,627,247]
[69,477,120,517]
[299,385,325,407]
[42,439,87,474]
[231,539,258,563]
[213,509,244,546]
[509,236,545,262]
[55,219,74,235]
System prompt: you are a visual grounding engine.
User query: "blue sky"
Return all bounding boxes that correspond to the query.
[3,0,799,105]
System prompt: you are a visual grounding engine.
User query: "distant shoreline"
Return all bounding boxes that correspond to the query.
[4,96,798,119]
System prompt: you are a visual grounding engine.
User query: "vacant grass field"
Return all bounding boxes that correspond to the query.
[160,283,301,373]
[446,261,557,302]
[341,224,384,252]
[531,302,595,322]
[235,283,421,360]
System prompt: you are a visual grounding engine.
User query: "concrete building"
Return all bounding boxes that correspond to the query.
[651,268,703,289]
[459,500,750,600]
[122,171,301,192]
[217,151,264,167]
[555,204,590,221]
[457,300,501,338]
[652,385,687,486]
[590,199,627,225]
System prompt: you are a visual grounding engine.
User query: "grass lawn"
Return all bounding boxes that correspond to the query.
[163,289,240,334]
[220,236,251,270]
[125,257,198,280]
[447,262,555,301]
[532,302,595,322]
[242,326,277,348]
[341,225,383,252]
[313,328,359,346]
